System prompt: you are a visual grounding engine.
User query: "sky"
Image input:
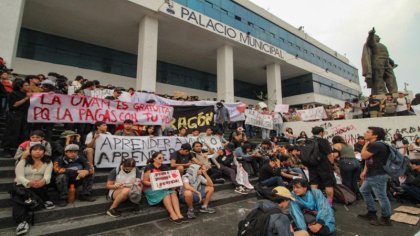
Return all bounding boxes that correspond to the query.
[249,0,420,96]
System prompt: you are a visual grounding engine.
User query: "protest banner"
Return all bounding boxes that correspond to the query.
[284,116,420,145]
[171,106,214,132]
[133,92,246,121]
[274,104,289,113]
[68,86,132,102]
[295,106,327,121]
[28,93,173,125]
[186,135,223,151]
[94,134,189,168]
[244,109,273,130]
[150,170,183,191]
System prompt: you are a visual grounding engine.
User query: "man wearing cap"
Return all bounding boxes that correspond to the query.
[114,119,138,136]
[245,186,308,236]
[52,130,82,159]
[54,144,96,207]
[395,91,410,116]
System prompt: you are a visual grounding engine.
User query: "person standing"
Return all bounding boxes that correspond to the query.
[358,127,392,226]
[307,127,335,207]
[381,93,397,116]
[215,102,230,133]
[1,79,31,157]
[395,91,410,116]
[332,136,361,196]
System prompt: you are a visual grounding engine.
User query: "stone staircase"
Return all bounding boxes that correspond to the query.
[0,118,257,235]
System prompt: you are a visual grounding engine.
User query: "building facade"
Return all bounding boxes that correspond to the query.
[0,0,361,108]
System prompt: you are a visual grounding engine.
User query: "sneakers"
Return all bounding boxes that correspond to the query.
[16,221,29,235]
[187,208,197,219]
[43,201,55,210]
[234,186,248,195]
[199,206,216,214]
[57,199,68,207]
[78,195,96,202]
[358,212,379,225]
[106,208,121,217]
[379,216,392,226]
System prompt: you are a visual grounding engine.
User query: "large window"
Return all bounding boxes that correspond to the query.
[174,0,360,83]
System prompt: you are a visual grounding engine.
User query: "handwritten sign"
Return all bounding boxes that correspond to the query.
[187,135,223,151]
[245,109,273,130]
[94,135,188,168]
[28,93,173,125]
[275,104,289,113]
[150,170,183,191]
[284,116,420,145]
[296,107,327,121]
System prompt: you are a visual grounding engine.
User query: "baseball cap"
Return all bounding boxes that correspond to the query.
[272,186,295,201]
[237,127,244,132]
[65,144,80,152]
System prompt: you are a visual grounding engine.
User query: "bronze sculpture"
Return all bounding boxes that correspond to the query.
[361,28,398,95]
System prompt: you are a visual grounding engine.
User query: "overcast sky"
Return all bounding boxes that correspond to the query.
[249,0,420,96]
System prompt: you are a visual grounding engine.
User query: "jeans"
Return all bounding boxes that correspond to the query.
[274,123,282,137]
[338,158,360,194]
[216,122,228,133]
[261,128,270,140]
[401,184,420,202]
[245,124,254,138]
[360,174,392,217]
[260,176,284,187]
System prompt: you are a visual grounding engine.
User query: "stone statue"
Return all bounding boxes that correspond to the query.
[361,28,398,95]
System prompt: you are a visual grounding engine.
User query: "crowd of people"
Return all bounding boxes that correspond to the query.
[1,65,419,235]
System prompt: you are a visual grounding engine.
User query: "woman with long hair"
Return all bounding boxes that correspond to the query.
[332,136,361,196]
[106,158,142,217]
[13,144,54,235]
[142,152,185,224]
[391,133,409,156]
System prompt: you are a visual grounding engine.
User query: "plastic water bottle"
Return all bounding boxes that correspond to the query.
[68,184,76,203]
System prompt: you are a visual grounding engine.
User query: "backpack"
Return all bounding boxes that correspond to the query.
[333,184,356,205]
[237,205,283,236]
[299,138,321,167]
[380,141,410,177]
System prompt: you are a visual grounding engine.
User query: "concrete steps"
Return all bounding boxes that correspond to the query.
[0,189,256,235]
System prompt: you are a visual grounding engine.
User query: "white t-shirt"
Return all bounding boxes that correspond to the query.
[396,97,408,112]
[85,132,111,146]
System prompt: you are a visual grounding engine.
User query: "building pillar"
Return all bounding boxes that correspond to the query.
[0,0,25,68]
[217,45,234,103]
[136,16,158,92]
[266,63,282,110]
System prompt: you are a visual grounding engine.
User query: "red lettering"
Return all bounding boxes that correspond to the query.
[116,101,128,110]
[40,94,61,106]
[33,107,50,120]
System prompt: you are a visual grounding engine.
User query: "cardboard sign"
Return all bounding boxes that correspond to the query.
[274,104,289,113]
[28,93,173,125]
[245,109,273,130]
[295,106,328,121]
[94,135,189,168]
[150,170,183,191]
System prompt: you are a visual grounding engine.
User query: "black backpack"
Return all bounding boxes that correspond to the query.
[299,138,321,167]
[333,184,357,205]
[237,205,283,236]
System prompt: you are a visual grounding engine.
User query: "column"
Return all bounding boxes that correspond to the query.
[0,0,26,68]
[217,45,234,103]
[136,16,158,92]
[266,63,282,110]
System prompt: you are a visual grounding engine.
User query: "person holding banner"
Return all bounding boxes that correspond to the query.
[180,164,216,219]
[143,152,185,224]
[106,158,142,217]
[84,121,110,171]
[2,79,31,158]
[170,143,199,175]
